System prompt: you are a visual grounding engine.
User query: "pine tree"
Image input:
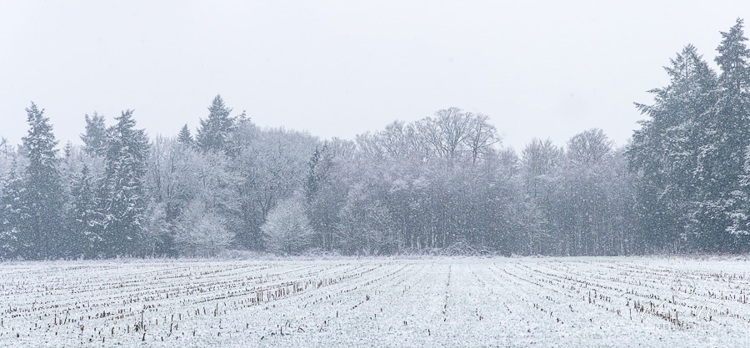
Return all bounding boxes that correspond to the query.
[70,165,103,258]
[716,19,750,94]
[304,145,325,204]
[81,112,108,156]
[63,141,73,159]
[102,110,150,257]
[715,19,750,250]
[627,45,718,252]
[304,144,339,250]
[21,102,64,259]
[177,124,193,146]
[196,95,235,155]
[0,163,24,259]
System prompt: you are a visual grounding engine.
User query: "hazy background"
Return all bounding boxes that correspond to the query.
[1,0,748,150]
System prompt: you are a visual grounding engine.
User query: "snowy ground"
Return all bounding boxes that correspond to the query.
[1,257,750,347]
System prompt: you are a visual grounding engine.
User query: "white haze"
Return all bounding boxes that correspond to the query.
[0,0,748,150]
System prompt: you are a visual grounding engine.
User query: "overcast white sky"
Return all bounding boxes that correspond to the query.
[1,0,748,151]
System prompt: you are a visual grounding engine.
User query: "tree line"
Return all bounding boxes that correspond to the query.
[1,19,750,259]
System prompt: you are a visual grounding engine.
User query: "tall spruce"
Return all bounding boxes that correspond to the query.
[177,124,194,146]
[627,45,718,252]
[196,95,235,155]
[714,19,750,250]
[81,112,108,156]
[103,110,150,257]
[22,102,64,259]
[0,163,24,259]
[304,144,339,250]
[70,164,102,258]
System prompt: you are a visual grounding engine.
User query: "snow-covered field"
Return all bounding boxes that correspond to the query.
[1,257,749,347]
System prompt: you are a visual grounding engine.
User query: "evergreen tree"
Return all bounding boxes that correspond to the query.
[63,141,73,159]
[70,165,103,258]
[196,95,235,155]
[102,110,150,257]
[0,164,24,259]
[304,143,341,250]
[81,112,108,156]
[716,19,750,93]
[714,19,750,250]
[304,145,326,204]
[627,45,718,252]
[177,124,194,146]
[21,102,64,259]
